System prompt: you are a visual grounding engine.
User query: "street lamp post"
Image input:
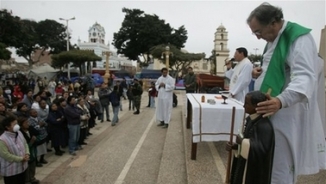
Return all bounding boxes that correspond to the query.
[253,48,259,55]
[59,17,75,80]
[161,45,173,71]
[102,51,112,84]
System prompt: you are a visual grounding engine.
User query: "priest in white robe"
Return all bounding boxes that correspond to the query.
[155,68,175,128]
[225,47,253,103]
[248,3,326,184]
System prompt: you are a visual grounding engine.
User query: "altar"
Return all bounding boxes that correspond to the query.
[186,93,245,160]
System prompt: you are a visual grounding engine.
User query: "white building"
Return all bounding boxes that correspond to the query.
[214,24,230,75]
[77,22,133,73]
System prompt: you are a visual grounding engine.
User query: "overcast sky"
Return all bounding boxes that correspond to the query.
[1,0,325,62]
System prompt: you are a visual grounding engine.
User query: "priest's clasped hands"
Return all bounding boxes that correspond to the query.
[159,82,165,88]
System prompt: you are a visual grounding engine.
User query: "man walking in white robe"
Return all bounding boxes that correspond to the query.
[155,68,175,128]
[248,3,326,184]
[225,47,253,103]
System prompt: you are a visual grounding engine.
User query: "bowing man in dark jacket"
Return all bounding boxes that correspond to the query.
[226,91,275,184]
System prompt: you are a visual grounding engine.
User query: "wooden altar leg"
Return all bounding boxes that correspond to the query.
[186,99,192,129]
[191,141,197,160]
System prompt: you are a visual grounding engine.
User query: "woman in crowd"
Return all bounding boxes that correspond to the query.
[14,102,30,118]
[55,83,64,97]
[76,98,89,146]
[0,116,29,184]
[47,103,66,156]
[0,102,15,135]
[21,89,34,109]
[56,98,68,147]
[31,94,41,110]
[12,85,24,103]
[18,117,40,184]
[28,109,48,167]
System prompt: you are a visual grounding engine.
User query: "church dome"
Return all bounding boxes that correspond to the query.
[88,22,106,34]
[217,24,226,30]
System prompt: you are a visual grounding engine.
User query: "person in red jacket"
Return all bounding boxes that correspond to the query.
[12,85,23,103]
[55,83,64,97]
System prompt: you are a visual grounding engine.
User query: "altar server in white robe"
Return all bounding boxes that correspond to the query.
[248,3,326,184]
[225,47,253,103]
[155,68,175,128]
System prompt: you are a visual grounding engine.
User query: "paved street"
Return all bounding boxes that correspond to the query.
[0,91,325,184]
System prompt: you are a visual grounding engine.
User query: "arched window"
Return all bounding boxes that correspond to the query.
[220,43,224,50]
[221,34,224,40]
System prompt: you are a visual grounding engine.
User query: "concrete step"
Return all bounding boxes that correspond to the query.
[156,93,187,184]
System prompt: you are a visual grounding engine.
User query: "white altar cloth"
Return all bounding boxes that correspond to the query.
[186,94,245,143]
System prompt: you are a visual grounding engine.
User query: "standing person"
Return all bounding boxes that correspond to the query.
[76,98,89,145]
[120,78,128,100]
[47,79,56,97]
[98,83,111,122]
[247,3,326,183]
[183,67,196,93]
[226,91,275,184]
[115,81,124,111]
[64,96,81,156]
[225,48,253,103]
[37,77,44,93]
[0,102,15,135]
[148,82,157,108]
[131,79,143,115]
[28,109,48,167]
[155,68,175,128]
[108,86,121,126]
[22,90,34,109]
[18,117,40,184]
[47,103,66,156]
[0,116,29,184]
[127,86,135,111]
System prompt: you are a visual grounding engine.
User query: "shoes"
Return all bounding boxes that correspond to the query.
[59,150,65,154]
[47,149,52,152]
[81,142,88,145]
[101,120,104,123]
[162,124,169,128]
[36,163,43,167]
[40,159,48,164]
[107,119,111,122]
[55,152,63,156]
[70,152,77,156]
[75,146,83,150]
[88,132,93,135]
[133,111,139,114]
[157,121,165,126]
[111,123,116,126]
[146,106,150,107]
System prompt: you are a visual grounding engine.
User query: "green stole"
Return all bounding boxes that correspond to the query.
[260,22,311,97]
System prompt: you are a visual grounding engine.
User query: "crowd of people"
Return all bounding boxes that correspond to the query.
[0,2,325,184]
[0,74,149,184]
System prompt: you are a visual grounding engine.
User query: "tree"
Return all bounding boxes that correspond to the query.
[51,50,101,75]
[0,9,22,47]
[15,19,68,68]
[112,8,188,66]
[247,54,263,63]
[150,44,205,78]
[0,43,11,60]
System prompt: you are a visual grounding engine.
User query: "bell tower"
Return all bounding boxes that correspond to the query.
[214,24,230,75]
[88,22,106,44]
